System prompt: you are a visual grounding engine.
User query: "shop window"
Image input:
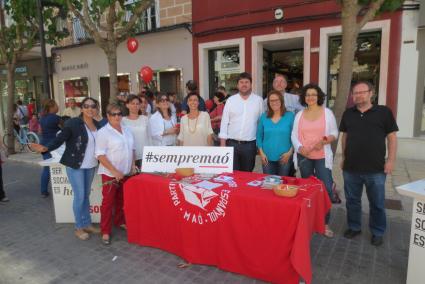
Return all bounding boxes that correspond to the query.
[208,47,240,97]
[63,77,89,103]
[0,79,34,117]
[327,31,381,108]
[99,74,130,117]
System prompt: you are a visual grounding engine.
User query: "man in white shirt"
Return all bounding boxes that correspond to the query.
[219,72,263,172]
[264,74,304,114]
[63,98,81,118]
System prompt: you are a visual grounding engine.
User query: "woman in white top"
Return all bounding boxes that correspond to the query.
[291,83,338,238]
[31,98,101,241]
[95,103,136,245]
[122,94,150,167]
[139,94,150,116]
[178,93,213,146]
[149,94,178,146]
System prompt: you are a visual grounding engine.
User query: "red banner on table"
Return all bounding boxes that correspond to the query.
[124,171,331,284]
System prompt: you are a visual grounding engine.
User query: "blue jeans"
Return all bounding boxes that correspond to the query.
[40,152,52,195]
[66,167,96,229]
[262,159,292,176]
[298,155,333,224]
[343,171,386,237]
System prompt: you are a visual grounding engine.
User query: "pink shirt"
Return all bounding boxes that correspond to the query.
[29,118,40,133]
[298,111,325,159]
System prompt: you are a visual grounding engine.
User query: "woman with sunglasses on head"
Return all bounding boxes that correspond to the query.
[177,92,213,146]
[149,94,178,146]
[31,98,102,241]
[95,104,136,245]
[291,83,338,238]
[122,94,150,168]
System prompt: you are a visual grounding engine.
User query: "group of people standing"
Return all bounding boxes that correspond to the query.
[28,70,397,247]
[218,72,397,246]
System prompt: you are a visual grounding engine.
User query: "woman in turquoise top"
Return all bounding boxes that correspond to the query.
[257,90,295,176]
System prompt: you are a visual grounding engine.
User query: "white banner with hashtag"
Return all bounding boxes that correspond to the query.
[141,146,234,174]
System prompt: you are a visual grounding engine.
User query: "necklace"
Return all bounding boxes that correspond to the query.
[188,114,199,134]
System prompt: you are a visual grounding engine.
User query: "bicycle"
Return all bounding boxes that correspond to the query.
[2,125,40,153]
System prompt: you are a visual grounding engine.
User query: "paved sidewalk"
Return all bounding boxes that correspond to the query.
[0,154,424,283]
[7,152,42,165]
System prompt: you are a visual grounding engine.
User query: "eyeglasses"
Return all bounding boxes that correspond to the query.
[82,104,97,109]
[129,102,141,106]
[269,99,281,103]
[353,90,371,95]
[108,112,122,117]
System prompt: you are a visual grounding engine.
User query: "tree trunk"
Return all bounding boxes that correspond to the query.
[331,3,359,153]
[106,44,118,103]
[333,8,358,126]
[0,82,5,132]
[6,62,16,154]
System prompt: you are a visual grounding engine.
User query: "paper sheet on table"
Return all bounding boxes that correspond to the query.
[194,180,222,190]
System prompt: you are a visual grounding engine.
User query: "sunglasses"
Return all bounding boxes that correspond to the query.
[82,104,97,109]
[159,98,168,102]
[108,112,122,117]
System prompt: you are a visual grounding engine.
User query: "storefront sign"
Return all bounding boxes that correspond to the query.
[141,146,234,174]
[0,66,28,75]
[61,62,89,72]
[15,66,27,73]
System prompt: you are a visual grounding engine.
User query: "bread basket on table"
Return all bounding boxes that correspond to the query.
[273,184,299,197]
[175,167,194,177]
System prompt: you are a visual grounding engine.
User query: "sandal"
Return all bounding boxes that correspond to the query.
[83,225,101,234]
[324,225,335,238]
[75,229,90,241]
[102,234,111,245]
[119,224,127,230]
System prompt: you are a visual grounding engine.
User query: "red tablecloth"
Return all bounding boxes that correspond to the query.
[124,171,331,284]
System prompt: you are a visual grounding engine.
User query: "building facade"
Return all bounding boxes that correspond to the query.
[51,0,193,116]
[394,1,425,159]
[192,0,424,158]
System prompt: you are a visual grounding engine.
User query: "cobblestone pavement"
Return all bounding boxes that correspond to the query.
[1,156,423,284]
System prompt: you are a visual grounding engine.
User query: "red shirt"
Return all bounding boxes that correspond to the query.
[27,103,35,118]
[209,103,224,130]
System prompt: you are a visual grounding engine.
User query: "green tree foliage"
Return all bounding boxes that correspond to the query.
[66,0,154,102]
[0,0,67,153]
[333,0,404,153]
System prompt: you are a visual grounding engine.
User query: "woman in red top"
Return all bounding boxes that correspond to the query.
[209,92,226,145]
[209,92,225,131]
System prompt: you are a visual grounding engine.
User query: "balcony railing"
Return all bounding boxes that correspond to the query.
[71,4,157,45]
[72,17,91,44]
